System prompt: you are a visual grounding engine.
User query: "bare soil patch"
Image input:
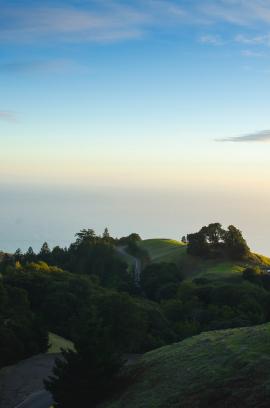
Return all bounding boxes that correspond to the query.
[0,353,58,408]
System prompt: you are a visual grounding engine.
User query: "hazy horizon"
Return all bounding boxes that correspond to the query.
[0,183,269,256]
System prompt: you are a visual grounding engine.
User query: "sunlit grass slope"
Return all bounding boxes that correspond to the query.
[104,323,270,408]
[138,239,186,263]
[193,261,245,282]
[48,332,75,354]
[138,239,242,281]
[252,252,270,267]
[138,239,270,283]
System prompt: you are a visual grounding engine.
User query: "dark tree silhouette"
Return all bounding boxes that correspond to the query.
[45,318,124,408]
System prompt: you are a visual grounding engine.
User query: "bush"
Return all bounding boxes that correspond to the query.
[141,263,182,301]
[243,267,261,283]
[45,319,124,408]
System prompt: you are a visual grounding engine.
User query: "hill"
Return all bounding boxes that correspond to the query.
[138,238,270,283]
[103,323,270,408]
[138,239,186,263]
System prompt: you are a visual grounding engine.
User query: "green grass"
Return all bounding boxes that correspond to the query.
[193,261,245,281]
[252,253,270,267]
[138,239,270,284]
[47,332,75,354]
[103,323,270,408]
[138,239,186,264]
[138,239,243,282]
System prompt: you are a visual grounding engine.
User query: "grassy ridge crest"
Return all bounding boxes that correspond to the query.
[104,323,270,408]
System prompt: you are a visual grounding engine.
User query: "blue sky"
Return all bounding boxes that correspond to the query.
[1,0,270,252]
[1,0,270,189]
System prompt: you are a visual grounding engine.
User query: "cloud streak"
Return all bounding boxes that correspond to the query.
[199,34,224,45]
[0,112,17,123]
[200,0,270,25]
[216,130,270,143]
[236,34,270,46]
[199,34,225,45]
[0,59,89,74]
[0,2,186,44]
[241,49,265,57]
[2,1,270,45]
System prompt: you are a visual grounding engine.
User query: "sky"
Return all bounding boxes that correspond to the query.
[1,0,270,253]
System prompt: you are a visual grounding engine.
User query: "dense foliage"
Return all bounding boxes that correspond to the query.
[11,229,133,293]
[1,223,270,406]
[0,278,48,368]
[141,262,183,301]
[45,316,124,408]
[187,223,250,260]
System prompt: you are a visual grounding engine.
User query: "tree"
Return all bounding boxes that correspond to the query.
[187,223,250,260]
[128,233,141,241]
[39,242,50,254]
[243,267,261,283]
[102,228,115,244]
[181,236,187,244]
[96,292,147,352]
[51,246,68,269]
[141,263,182,301]
[14,248,22,262]
[119,233,142,245]
[45,318,124,408]
[102,227,110,239]
[201,223,225,246]
[0,281,48,368]
[224,225,250,260]
[39,242,51,263]
[25,246,36,263]
[187,231,209,257]
[75,229,97,246]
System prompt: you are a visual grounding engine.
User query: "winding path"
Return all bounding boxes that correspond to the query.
[14,390,53,408]
[116,246,142,285]
[0,354,55,408]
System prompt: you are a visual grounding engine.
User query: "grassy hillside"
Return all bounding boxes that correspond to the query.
[193,261,244,282]
[104,323,270,408]
[138,239,186,264]
[252,252,270,267]
[138,238,270,283]
[48,333,75,354]
[138,239,242,281]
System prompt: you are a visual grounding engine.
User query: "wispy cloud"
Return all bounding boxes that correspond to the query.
[2,1,270,45]
[0,111,17,123]
[200,0,270,25]
[0,5,146,43]
[0,59,89,74]
[236,34,270,45]
[216,130,270,143]
[241,49,265,57]
[199,34,224,45]
[0,2,186,44]
[200,2,249,25]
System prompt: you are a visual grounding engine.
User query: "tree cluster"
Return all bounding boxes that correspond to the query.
[12,229,134,293]
[0,278,48,368]
[1,224,267,407]
[187,223,250,260]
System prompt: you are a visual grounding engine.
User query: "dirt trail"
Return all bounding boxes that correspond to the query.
[116,246,142,285]
[0,354,57,408]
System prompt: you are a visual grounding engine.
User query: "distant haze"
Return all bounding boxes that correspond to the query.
[0,184,269,256]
